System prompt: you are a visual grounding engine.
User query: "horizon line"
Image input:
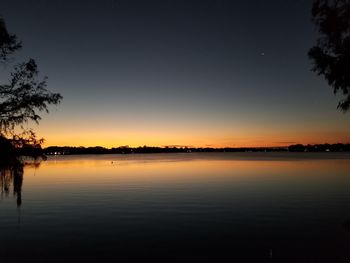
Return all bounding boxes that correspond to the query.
[43,142,350,149]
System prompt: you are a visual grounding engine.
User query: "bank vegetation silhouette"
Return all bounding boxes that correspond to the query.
[0,17,61,207]
[0,17,62,162]
[309,0,350,112]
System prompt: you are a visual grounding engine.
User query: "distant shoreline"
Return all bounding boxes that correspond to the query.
[43,143,350,156]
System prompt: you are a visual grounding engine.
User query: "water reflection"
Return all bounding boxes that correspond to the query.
[0,161,41,207]
[0,163,23,207]
[1,153,350,262]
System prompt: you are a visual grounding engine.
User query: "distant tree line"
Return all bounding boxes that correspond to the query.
[42,143,350,155]
[288,143,350,152]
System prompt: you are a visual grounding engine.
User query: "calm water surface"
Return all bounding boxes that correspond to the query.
[1,153,350,262]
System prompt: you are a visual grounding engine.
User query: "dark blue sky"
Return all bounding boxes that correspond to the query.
[0,0,349,147]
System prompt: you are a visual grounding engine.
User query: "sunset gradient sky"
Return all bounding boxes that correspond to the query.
[1,0,349,147]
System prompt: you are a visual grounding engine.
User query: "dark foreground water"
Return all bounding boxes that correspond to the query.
[1,152,350,262]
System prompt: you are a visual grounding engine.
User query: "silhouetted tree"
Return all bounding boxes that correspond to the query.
[309,0,350,112]
[0,17,62,151]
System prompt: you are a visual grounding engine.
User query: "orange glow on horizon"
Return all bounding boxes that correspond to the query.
[39,130,350,148]
[36,114,350,148]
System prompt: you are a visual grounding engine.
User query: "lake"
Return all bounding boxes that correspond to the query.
[1,152,350,262]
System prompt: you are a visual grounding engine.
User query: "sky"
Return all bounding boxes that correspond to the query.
[0,0,349,147]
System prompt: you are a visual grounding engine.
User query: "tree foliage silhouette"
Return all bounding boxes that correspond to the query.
[309,0,350,112]
[0,18,62,147]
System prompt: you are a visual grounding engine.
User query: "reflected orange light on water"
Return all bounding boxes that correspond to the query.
[23,155,350,190]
